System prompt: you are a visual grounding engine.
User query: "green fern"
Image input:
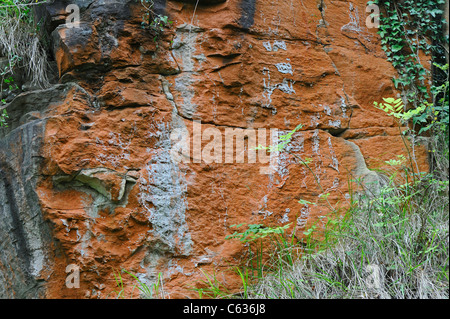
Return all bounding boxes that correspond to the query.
[373,97,404,118]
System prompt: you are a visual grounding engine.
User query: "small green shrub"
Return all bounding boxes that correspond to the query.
[140,0,173,43]
[374,64,449,136]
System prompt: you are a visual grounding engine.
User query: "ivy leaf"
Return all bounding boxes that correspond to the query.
[391,44,403,52]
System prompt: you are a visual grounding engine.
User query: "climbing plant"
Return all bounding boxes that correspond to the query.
[368,0,447,109]
[370,0,449,151]
[140,0,173,43]
[371,0,449,180]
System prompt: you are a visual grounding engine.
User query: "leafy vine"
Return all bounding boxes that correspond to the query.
[368,0,447,108]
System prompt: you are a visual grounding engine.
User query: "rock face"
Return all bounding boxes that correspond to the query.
[0,0,429,298]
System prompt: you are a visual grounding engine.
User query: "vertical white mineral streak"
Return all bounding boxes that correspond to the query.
[139,123,193,256]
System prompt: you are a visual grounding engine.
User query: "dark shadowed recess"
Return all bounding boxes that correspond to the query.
[239,0,256,30]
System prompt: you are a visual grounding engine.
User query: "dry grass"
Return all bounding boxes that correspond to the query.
[0,1,50,90]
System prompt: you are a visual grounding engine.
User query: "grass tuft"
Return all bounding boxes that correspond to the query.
[0,1,51,91]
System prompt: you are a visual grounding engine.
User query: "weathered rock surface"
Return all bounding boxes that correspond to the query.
[1,0,429,298]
